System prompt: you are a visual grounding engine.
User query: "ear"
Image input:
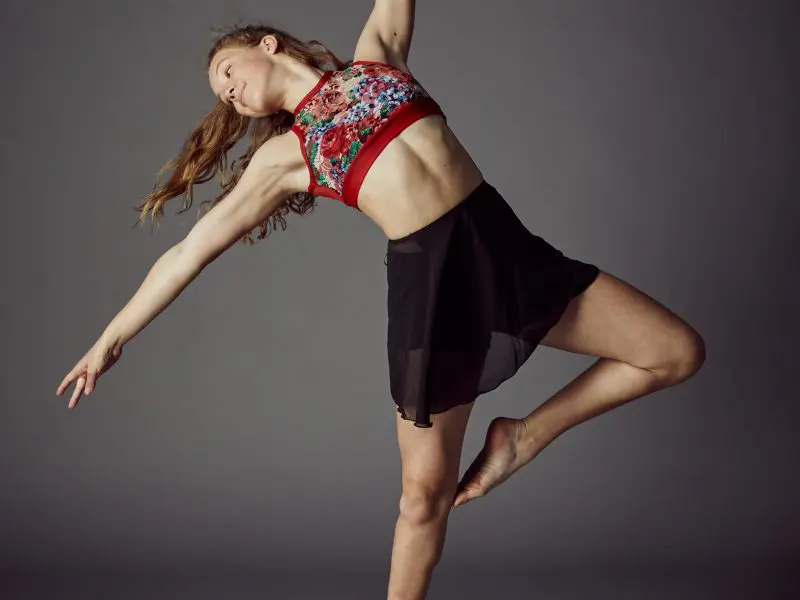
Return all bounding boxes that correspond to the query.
[260,34,278,54]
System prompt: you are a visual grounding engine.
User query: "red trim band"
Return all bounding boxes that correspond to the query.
[341,96,445,209]
[290,125,316,194]
[293,71,332,118]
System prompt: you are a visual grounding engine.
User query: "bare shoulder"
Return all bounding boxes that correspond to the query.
[252,129,308,195]
[252,129,303,169]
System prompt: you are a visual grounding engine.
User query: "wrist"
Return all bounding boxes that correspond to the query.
[100,329,126,350]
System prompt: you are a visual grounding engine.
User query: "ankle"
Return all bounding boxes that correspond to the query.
[519,414,560,453]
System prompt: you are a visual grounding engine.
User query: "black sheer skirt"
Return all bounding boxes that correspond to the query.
[385,179,601,428]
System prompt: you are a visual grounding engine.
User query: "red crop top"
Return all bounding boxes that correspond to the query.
[290,60,446,210]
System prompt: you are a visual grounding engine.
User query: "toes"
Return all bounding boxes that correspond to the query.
[454,449,491,506]
[454,472,485,508]
[453,486,483,508]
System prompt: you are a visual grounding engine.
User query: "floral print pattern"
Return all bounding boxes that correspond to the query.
[292,62,440,198]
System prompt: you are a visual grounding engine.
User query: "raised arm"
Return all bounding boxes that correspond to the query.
[355,0,416,64]
[100,136,291,349]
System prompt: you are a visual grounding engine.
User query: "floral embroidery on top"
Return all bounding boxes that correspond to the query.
[291,61,445,207]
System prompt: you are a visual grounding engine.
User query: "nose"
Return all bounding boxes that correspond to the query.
[227,85,236,102]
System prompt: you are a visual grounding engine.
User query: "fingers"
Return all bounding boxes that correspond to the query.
[56,363,83,396]
[85,370,96,395]
[57,340,120,408]
[56,359,94,410]
[69,375,86,410]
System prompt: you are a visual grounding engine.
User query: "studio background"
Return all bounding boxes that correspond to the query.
[1,0,797,596]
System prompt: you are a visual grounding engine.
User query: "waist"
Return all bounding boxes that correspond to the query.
[386,178,490,245]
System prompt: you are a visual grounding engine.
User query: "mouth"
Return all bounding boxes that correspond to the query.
[238,83,246,106]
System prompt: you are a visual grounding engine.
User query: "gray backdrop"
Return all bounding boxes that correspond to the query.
[2,0,797,597]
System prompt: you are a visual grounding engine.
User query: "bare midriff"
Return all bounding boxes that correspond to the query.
[285,112,485,241]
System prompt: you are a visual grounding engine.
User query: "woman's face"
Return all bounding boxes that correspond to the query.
[208,37,278,117]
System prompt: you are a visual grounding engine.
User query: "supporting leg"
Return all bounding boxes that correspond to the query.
[388,401,474,600]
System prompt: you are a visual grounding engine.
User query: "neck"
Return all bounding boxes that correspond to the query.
[278,59,327,114]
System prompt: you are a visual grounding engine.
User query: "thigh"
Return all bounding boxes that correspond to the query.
[395,401,475,495]
[540,270,700,371]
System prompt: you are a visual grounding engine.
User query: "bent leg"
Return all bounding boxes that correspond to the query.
[540,270,706,378]
[454,270,706,507]
[387,400,474,600]
[528,269,707,436]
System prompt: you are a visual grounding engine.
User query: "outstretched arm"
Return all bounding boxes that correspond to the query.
[100,138,289,349]
[357,0,416,63]
[56,138,290,406]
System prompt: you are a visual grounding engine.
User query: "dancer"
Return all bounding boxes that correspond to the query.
[56,3,706,599]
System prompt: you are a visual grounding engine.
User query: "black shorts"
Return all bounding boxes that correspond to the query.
[385,179,600,428]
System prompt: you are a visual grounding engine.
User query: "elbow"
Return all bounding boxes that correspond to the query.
[178,209,250,269]
[175,238,224,272]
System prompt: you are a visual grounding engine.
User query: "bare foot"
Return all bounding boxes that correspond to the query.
[452,416,540,508]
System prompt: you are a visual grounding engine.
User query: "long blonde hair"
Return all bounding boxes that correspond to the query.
[133,22,352,245]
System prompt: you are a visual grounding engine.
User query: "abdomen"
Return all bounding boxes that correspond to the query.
[358,114,485,240]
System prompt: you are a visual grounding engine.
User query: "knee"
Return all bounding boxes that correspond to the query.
[659,326,707,384]
[399,478,453,525]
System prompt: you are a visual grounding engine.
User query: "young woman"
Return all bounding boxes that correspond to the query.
[57,3,706,598]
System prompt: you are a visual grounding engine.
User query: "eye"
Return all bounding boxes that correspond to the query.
[225,65,232,77]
